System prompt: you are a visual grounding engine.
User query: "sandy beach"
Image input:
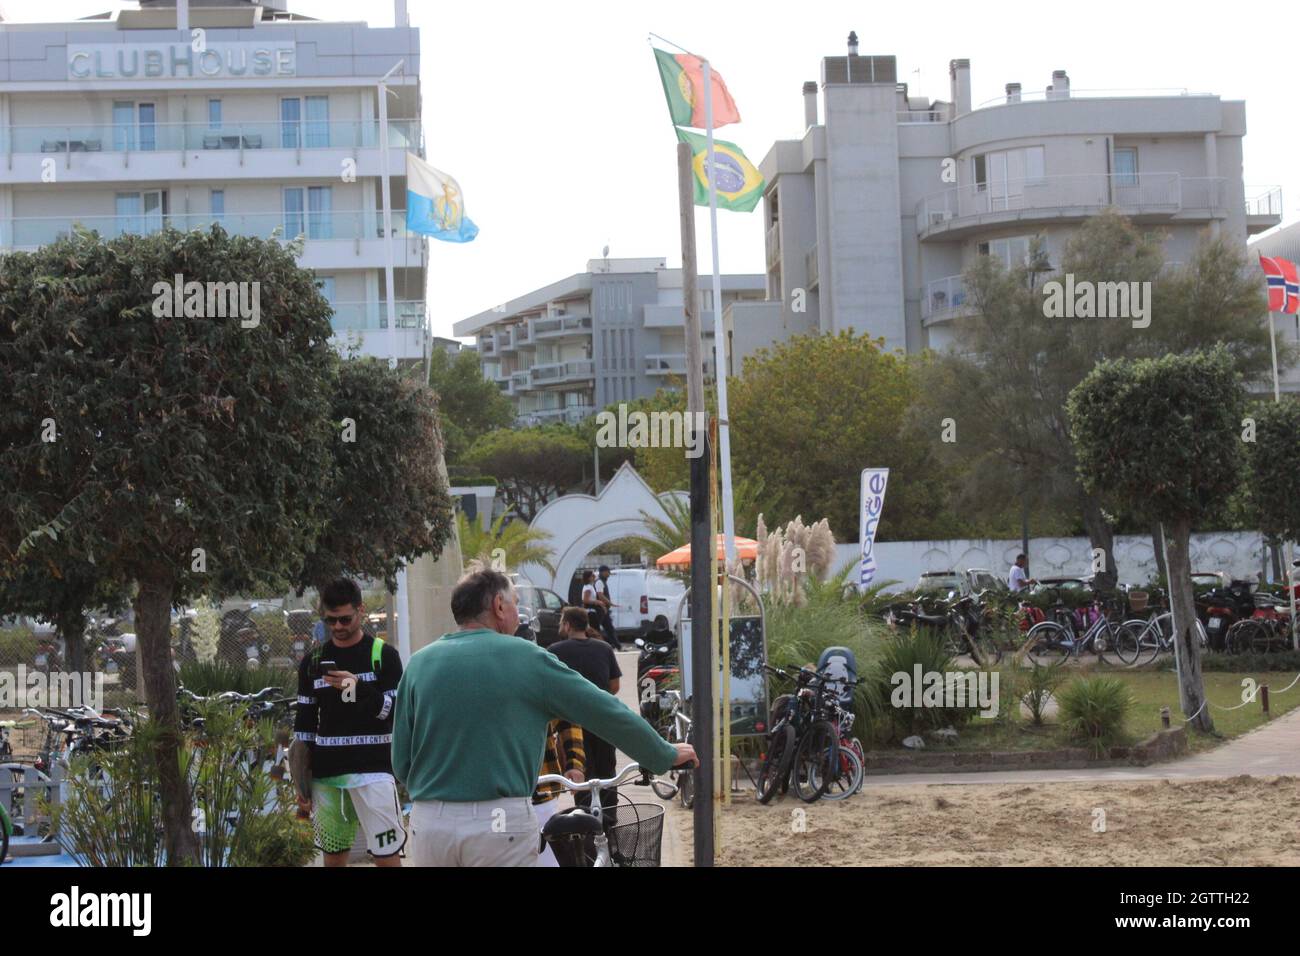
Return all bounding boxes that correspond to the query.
[672,775,1300,866]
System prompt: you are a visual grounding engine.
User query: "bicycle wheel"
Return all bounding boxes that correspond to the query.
[810,744,864,801]
[969,630,1003,667]
[677,768,695,809]
[792,720,839,804]
[1120,619,1158,666]
[1106,622,1143,666]
[1093,622,1135,667]
[1225,620,1254,655]
[756,724,795,804]
[1024,621,1070,667]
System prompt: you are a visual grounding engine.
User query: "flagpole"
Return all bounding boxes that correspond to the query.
[701,60,738,571]
[377,59,411,663]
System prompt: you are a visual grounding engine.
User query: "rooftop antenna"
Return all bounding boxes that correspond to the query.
[847,31,857,84]
[601,243,610,273]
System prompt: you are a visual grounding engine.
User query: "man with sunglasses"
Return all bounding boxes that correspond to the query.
[294,578,405,867]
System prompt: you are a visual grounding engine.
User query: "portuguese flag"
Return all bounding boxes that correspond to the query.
[654,48,741,129]
[676,127,765,213]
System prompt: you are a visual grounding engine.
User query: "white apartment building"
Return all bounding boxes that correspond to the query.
[732,38,1283,355]
[0,0,429,366]
[452,258,766,426]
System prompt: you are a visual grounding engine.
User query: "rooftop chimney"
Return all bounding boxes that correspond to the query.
[1047,69,1070,100]
[395,0,408,26]
[847,31,859,56]
[1006,82,1021,104]
[949,58,971,116]
[803,81,818,127]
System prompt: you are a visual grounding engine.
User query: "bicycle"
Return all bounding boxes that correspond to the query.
[647,689,694,809]
[809,689,864,800]
[1119,610,1210,666]
[755,664,841,804]
[536,762,681,867]
[1024,600,1137,667]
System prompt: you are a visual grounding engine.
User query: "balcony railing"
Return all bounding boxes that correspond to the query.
[897,109,945,123]
[528,360,594,386]
[1246,186,1284,217]
[1,210,414,248]
[479,336,496,355]
[973,88,1213,109]
[531,314,593,338]
[916,172,1199,235]
[1,120,421,155]
[921,276,968,320]
[329,300,426,332]
[515,405,596,427]
[511,324,533,348]
[645,353,687,375]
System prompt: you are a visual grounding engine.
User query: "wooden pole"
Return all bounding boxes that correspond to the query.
[680,140,714,867]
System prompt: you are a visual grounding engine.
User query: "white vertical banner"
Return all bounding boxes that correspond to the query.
[859,468,890,590]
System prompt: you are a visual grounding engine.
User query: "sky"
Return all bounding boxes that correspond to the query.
[8,0,1300,341]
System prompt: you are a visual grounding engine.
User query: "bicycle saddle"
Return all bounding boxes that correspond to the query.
[542,807,603,838]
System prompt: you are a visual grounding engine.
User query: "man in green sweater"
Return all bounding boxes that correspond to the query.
[393,567,696,867]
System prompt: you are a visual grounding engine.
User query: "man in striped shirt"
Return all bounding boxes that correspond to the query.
[533,720,584,867]
[294,578,405,867]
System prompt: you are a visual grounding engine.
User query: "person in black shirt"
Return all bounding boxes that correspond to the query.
[294,578,405,867]
[549,606,622,812]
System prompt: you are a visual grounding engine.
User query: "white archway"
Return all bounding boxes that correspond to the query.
[516,462,687,595]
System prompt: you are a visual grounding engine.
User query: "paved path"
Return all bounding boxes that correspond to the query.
[858,703,1300,789]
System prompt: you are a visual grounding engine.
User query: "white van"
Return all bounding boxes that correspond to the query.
[603,569,687,641]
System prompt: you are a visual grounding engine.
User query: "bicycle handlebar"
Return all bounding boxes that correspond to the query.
[537,761,674,794]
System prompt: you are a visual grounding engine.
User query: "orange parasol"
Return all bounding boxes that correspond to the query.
[655,534,758,568]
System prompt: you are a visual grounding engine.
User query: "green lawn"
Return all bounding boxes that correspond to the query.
[939,667,1300,754]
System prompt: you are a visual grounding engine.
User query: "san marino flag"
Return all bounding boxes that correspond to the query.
[406,153,479,243]
[675,127,764,213]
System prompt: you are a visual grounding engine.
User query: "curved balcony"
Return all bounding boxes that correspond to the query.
[920,275,968,324]
[915,173,1217,241]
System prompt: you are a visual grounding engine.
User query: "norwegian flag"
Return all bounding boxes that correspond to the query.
[1260,255,1300,314]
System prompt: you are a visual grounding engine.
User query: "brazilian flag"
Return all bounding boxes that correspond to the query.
[675,127,765,213]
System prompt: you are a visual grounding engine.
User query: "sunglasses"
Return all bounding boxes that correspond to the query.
[323,614,355,626]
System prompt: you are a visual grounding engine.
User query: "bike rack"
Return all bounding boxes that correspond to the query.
[0,763,64,856]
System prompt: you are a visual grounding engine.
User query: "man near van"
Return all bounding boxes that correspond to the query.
[594,565,619,648]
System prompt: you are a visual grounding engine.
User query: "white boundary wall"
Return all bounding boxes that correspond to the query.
[836,531,1268,592]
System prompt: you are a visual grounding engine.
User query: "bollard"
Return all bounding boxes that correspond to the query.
[1160,706,1171,730]
[1261,684,1270,719]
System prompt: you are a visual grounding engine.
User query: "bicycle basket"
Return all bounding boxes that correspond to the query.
[604,803,665,868]
[1128,591,1149,612]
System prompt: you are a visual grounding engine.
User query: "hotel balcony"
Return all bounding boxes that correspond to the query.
[514,405,596,427]
[645,353,715,377]
[327,299,425,363]
[920,275,969,325]
[527,360,594,388]
[1245,186,1284,235]
[915,173,1233,241]
[0,120,422,184]
[0,209,425,272]
[530,313,592,340]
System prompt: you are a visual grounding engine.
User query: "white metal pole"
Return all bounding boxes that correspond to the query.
[702,60,737,570]
[377,61,404,356]
[377,60,411,662]
[177,0,188,35]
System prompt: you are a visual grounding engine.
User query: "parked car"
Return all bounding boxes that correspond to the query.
[509,576,567,647]
[604,569,687,643]
[915,568,1009,598]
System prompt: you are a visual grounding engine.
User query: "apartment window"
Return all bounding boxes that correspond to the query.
[975,146,1045,208]
[208,99,222,129]
[210,189,224,222]
[282,186,333,240]
[113,101,156,151]
[1114,147,1138,187]
[978,235,1036,269]
[115,190,165,237]
[281,96,330,148]
[973,154,987,190]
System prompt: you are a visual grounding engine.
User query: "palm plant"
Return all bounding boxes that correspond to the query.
[627,494,692,561]
[456,509,555,575]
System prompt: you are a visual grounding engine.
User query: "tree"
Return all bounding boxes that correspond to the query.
[296,356,453,596]
[456,509,555,575]
[918,211,1275,587]
[1240,397,1300,647]
[0,225,405,862]
[462,425,588,522]
[728,331,957,542]
[427,347,514,465]
[1068,348,1246,732]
